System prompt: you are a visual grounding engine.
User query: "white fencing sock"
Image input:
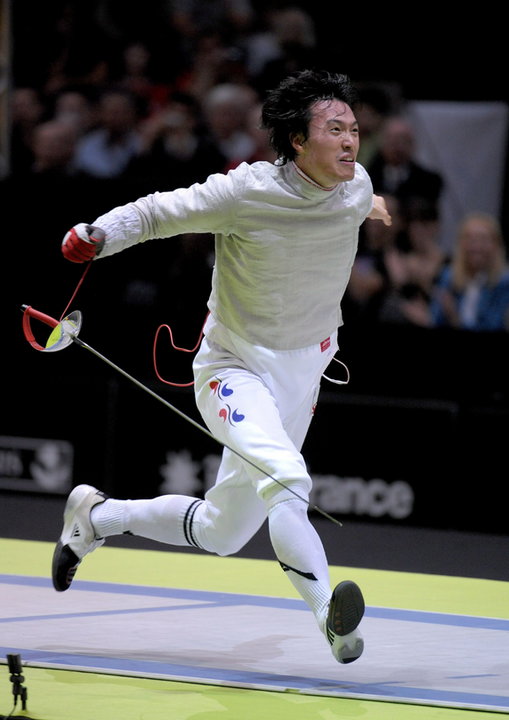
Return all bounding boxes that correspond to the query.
[90,495,201,547]
[267,497,332,632]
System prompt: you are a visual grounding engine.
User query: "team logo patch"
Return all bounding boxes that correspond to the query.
[209,378,245,425]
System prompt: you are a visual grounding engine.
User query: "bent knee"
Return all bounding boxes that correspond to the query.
[259,477,311,510]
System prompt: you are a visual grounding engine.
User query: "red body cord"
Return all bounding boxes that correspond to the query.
[23,259,204,386]
[59,263,92,321]
[152,314,208,387]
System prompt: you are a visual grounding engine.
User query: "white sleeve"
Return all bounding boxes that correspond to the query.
[353,163,375,223]
[92,170,239,259]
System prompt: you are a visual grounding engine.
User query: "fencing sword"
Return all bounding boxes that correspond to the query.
[21,305,343,527]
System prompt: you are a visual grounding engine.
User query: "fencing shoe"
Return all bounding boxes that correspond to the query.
[326,580,365,664]
[52,484,108,592]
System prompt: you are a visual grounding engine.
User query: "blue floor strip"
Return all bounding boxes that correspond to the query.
[1,645,508,711]
[1,573,508,631]
[1,573,508,712]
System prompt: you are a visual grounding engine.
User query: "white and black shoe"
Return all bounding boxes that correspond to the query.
[326,580,365,664]
[52,484,108,592]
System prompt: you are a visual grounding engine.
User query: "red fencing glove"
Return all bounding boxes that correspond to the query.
[62,223,106,263]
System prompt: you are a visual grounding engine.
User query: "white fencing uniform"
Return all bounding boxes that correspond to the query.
[190,314,338,553]
[96,160,373,350]
[91,159,373,632]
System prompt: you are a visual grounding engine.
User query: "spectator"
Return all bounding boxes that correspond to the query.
[52,87,98,137]
[73,88,143,179]
[41,3,111,95]
[126,92,227,191]
[366,114,443,216]
[3,117,95,311]
[430,212,509,331]
[9,87,47,175]
[116,41,173,115]
[164,0,254,98]
[243,6,283,78]
[244,100,278,163]
[168,0,254,49]
[344,194,405,323]
[225,100,277,169]
[174,30,251,101]
[201,82,258,167]
[247,7,318,88]
[30,119,80,177]
[377,198,445,326]
[355,83,395,168]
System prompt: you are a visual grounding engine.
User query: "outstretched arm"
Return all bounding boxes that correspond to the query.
[368,194,392,226]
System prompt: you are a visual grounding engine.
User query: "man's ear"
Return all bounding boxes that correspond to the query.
[290,132,305,154]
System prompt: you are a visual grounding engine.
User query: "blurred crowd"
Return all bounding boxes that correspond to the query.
[4,0,509,337]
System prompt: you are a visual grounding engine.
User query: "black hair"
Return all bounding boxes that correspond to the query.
[261,69,359,164]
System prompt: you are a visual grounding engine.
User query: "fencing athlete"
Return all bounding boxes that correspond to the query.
[53,69,391,665]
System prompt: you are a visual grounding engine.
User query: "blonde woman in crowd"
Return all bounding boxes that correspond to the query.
[430,212,509,331]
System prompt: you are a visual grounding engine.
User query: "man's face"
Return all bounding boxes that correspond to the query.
[461,218,499,273]
[292,99,359,187]
[381,119,414,165]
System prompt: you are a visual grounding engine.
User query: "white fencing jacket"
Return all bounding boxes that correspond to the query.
[94,160,373,350]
